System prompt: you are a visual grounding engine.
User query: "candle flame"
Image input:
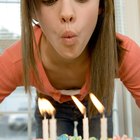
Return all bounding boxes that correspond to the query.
[71,96,86,115]
[89,93,104,113]
[38,98,56,116]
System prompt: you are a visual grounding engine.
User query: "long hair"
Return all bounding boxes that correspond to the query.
[21,0,40,93]
[21,0,124,115]
[88,0,123,116]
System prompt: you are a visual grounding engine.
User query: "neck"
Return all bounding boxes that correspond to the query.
[40,34,90,89]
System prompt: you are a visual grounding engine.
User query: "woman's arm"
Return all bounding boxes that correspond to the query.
[118,34,140,107]
[0,41,23,103]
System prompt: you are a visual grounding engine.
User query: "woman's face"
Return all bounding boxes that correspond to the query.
[35,0,100,60]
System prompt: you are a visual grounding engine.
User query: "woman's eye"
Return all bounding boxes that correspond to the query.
[42,0,88,6]
[42,0,58,6]
[76,0,89,3]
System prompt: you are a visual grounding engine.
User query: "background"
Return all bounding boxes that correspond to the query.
[0,0,140,140]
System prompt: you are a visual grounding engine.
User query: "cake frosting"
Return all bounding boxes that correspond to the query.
[33,134,112,140]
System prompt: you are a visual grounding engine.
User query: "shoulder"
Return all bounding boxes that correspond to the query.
[118,33,140,75]
[0,40,24,78]
[0,25,42,63]
[117,33,140,73]
[0,39,24,85]
[117,33,140,70]
[116,33,140,51]
[0,40,24,90]
[0,40,22,64]
[118,33,140,106]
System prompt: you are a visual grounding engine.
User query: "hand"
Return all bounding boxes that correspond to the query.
[113,135,133,140]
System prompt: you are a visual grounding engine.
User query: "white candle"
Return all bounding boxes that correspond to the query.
[50,114,57,140]
[100,114,107,140]
[89,93,108,139]
[38,98,56,140]
[43,115,49,140]
[71,96,89,140]
[83,113,89,140]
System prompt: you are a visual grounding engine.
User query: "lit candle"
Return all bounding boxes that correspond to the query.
[71,96,89,140]
[89,93,107,139]
[50,113,57,140]
[83,113,89,140]
[38,98,49,140]
[100,114,107,140]
[43,115,49,140]
[44,99,56,140]
[38,98,56,140]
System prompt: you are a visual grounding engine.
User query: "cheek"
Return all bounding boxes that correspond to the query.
[37,14,57,37]
[78,8,99,45]
[36,7,54,27]
[88,7,99,28]
[42,16,59,35]
[82,9,99,33]
[79,4,99,26]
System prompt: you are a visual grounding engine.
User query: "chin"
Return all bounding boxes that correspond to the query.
[61,53,80,60]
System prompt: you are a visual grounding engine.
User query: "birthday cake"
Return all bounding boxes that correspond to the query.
[33,134,112,140]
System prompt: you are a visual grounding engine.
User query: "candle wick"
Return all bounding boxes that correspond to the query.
[52,114,55,119]
[102,113,105,118]
[84,113,86,118]
[44,114,47,120]
[83,107,87,118]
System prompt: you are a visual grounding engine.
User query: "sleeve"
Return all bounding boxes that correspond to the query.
[0,43,23,103]
[119,36,140,107]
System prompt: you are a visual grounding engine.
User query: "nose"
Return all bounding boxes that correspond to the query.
[59,0,75,23]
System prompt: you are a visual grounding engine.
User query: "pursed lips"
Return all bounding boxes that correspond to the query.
[61,31,77,38]
[61,31,77,45]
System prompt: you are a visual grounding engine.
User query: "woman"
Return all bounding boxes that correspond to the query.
[0,0,140,139]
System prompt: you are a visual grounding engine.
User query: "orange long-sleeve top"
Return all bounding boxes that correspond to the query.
[0,26,140,107]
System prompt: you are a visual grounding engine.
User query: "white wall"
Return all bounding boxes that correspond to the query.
[114,0,140,138]
[124,0,140,45]
[124,0,140,137]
